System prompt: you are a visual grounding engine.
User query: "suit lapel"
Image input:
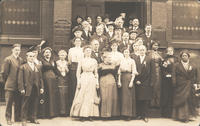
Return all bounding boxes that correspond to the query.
[25,63,33,72]
[140,56,147,73]
[91,51,97,59]
[179,62,190,77]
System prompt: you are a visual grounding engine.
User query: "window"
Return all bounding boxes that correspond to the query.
[172,1,200,40]
[0,0,40,35]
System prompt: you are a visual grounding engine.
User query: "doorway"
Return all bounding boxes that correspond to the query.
[105,2,147,28]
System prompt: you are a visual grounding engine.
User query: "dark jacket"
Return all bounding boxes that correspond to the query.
[18,63,44,96]
[135,55,153,100]
[172,61,197,107]
[1,55,24,91]
[91,33,108,51]
[91,51,102,64]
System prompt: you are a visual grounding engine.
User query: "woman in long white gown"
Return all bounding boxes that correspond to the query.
[70,45,99,120]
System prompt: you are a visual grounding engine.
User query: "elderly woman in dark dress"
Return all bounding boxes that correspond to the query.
[160,47,178,118]
[40,47,59,118]
[172,50,199,123]
[56,50,70,116]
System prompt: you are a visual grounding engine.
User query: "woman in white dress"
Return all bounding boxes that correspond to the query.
[70,45,99,120]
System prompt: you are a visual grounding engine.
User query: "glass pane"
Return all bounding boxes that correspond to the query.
[1,0,40,35]
[172,1,200,40]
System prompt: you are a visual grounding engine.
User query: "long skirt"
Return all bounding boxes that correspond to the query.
[58,75,70,115]
[161,77,173,117]
[70,72,99,117]
[150,63,161,108]
[38,71,59,118]
[69,62,78,108]
[121,72,136,117]
[99,74,120,117]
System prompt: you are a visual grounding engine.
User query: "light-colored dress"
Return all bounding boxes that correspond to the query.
[70,58,99,117]
[118,57,138,117]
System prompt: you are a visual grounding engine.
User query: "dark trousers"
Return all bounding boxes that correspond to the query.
[21,85,39,122]
[136,100,150,118]
[5,90,22,121]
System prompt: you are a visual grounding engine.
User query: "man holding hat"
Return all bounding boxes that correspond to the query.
[18,49,44,126]
[1,43,24,125]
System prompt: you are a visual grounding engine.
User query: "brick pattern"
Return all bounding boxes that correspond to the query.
[53,0,72,52]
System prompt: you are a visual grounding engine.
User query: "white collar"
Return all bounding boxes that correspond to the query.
[12,54,18,59]
[181,60,189,65]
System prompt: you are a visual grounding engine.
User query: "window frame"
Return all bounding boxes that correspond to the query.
[166,0,200,49]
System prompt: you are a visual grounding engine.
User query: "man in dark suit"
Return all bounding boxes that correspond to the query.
[129,18,144,36]
[81,21,92,44]
[140,24,154,50]
[1,44,24,125]
[134,45,153,123]
[91,25,108,51]
[18,51,44,126]
[91,39,102,64]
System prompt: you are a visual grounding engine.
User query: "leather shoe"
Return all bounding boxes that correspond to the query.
[30,119,40,124]
[7,120,12,125]
[143,117,149,123]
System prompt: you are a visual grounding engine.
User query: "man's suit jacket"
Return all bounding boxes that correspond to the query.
[134,55,153,100]
[1,55,24,91]
[91,51,102,64]
[118,42,131,53]
[18,63,44,96]
[91,33,108,51]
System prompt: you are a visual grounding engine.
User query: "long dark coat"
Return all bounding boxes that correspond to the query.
[40,58,60,118]
[134,56,153,100]
[172,61,199,120]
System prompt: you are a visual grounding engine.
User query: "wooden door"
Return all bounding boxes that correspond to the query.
[72,0,104,26]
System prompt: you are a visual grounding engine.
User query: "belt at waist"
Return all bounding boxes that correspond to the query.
[70,62,78,70]
[121,71,132,73]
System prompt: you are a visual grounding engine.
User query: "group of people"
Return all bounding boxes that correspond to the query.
[1,13,200,126]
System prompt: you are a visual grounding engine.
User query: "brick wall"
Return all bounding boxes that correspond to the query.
[53,0,72,53]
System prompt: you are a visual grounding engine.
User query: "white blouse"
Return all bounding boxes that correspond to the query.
[119,57,138,75]
[110,51,124,66]
[68,47,84,64]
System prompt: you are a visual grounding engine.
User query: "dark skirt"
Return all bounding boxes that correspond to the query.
[150,62,161,108]
[161,77,173,117]
[38,70,59,118]
[69,62,78,108]
[58,75,70,115]
[121,72,136,117]
[99,74,120,117]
